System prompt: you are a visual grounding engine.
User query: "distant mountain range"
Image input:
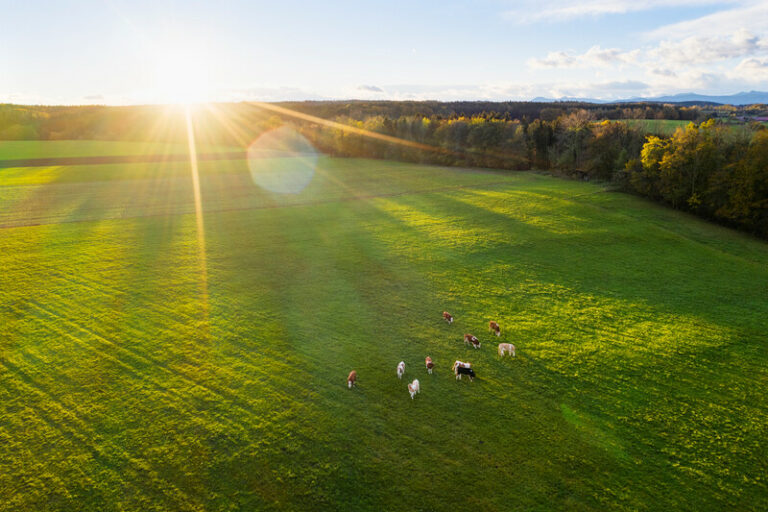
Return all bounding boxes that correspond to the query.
[531,91,768,106]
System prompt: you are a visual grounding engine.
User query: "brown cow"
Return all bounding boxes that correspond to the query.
[425,356,434,374]
[464,334,481,349]
[443,311,454,324]
[489,321,501,337]
[347,370,357,389]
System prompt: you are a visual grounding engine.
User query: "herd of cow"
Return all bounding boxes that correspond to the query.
[346,311,516,399]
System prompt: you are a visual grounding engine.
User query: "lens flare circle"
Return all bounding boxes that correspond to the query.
[247,126,317,194]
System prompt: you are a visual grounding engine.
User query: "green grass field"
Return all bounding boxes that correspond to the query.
[0,140,240,160]
[1,146,767,511]
[615,119,693,136]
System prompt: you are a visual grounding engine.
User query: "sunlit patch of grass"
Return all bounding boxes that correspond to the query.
[454,187,597,236]
[372,197,498,251]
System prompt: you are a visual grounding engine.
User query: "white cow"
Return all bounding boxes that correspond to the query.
[498,343,516,357]
[397,361,405,379]
[408,379,420,399]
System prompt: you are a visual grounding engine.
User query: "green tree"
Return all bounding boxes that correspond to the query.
[718,130,768,235]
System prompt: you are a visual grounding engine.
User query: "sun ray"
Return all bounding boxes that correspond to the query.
[185,106,209,323]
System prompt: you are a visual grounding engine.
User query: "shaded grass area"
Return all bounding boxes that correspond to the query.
[1,154,767,511]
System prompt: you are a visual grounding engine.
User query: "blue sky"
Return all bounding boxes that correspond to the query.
[1,0,767,104]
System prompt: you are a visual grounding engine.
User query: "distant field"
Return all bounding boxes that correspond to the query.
[615,119,692,135]
[1,145,767,510]
[0,140,240,160]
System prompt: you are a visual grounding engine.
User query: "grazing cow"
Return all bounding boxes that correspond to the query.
[455,366,476,381]
[489,321,501,337]
[443,311,454,324]
[452,360,471,372]
[425,356,434,374]
[397,361,406,379]
[347,370,357,389]
[464,334,481,349]
[498,343,516,357]
[408,379,420,399]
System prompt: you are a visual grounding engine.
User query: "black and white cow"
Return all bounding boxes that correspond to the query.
[455,366,476,381]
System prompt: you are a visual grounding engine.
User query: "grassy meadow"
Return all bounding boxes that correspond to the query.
[0,140,240,161]
[615,119,693,136]
[1,142,767,511]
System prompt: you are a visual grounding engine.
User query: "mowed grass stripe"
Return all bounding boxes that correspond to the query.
[4,297,326,509]
[0,359,203,511]
[17,293,313,429]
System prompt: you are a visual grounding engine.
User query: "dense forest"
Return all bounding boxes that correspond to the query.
[1,101,766,238]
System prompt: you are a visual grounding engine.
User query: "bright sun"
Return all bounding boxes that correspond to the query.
[151,41,212,105]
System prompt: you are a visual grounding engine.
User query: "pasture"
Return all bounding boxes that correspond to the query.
[615,119,693,136]
[1,143,767,511]
[0,140,238,161]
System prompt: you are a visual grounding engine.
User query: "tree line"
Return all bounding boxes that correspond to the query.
[0,101,707,142]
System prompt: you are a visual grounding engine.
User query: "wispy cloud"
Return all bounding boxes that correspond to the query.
[648,29,765,65]
[220,86,330,102]
[645,1,768,39]
[528,46,638,68]
[358,85,384,92]
[504,0,736,23]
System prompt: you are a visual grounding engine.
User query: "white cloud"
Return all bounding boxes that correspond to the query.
[528,46,637,68]
[528,51,576,68]
[646,1,768,39]
[358,85,384,92]
[649,30,764,65]
[220,86,330,102]
[505,0,736,23]
[650,68,677,78]
[733,57,768,81]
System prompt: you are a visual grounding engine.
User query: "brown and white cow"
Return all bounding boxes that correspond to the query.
[464,334,481,348]
[498,343,516,357]
[397,361,406,380]
[347,370,357,389]
[425,356,434,374]
[443,311,454,324]
[489,321,501,337]
[452,360,471,372]
[408,379,420,399]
